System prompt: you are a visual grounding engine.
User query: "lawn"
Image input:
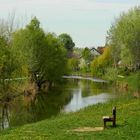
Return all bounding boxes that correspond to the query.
[0,96,140,140]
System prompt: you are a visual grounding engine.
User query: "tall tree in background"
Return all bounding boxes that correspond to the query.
[12,17,44,89]
[33,32,67,88]
[58,33,75,58]
[107,6,140,69]
[0,15,70,128]
[80,47,92,72]
[91,47,111,76]
[82,47,92,64]
[13,17,67,89]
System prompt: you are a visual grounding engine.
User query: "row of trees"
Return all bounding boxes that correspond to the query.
[0,16,75,128]
[1,6,139,95]
[13,17,69,89]
[68,6,140,80]
[91,6,140,79]
[0,16,76,93]
[107,6,140,70]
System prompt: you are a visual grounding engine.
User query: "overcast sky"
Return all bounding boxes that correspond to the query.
[0,0,140,48]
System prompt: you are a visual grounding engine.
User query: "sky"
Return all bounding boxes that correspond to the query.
[0,0,140,48]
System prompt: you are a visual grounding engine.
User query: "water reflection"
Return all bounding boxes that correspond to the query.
[0,104,9,129]
[64,92,115,112]
[9,86,72,127]
[63,79,116,112]
[0,78,117,128]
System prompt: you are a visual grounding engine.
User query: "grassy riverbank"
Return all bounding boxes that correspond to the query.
[0,96,140,140]
[117,72,140,93]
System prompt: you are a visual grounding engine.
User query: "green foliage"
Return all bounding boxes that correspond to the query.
[12,29,33,69]
[107,6,140,68]
[82,47,92,63]
[104,67,118,82]
[38,33,67,84]
[67,58,79,72]
[1,98,140,139]
[78,47,94,73]
[58,33,75,58]
[90,57,99,75]
[58,33,75,51]
[0,36,28,99]
[91,47,112,76]
[12,18,45,88]
[12,17,67,88]
[79,58,90,73]
[125,72,140,92]
[120,47,133,67]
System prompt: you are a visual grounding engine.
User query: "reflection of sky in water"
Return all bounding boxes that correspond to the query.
[64,88,116,112]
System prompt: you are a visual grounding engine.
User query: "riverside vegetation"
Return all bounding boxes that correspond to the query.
[0,6,140,140]
[0,96,140,140]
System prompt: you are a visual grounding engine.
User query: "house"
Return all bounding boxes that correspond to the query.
[97,46,106,54]
[90,47,101,57]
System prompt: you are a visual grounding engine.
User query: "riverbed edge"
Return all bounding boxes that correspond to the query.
[0,96,140,140]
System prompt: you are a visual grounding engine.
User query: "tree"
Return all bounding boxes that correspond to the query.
[0,35,28,129]
[91,47,112,76]
[107,6,140,70]
[13,17,67,89]
[0,11,18,43]
[82,47,92,64]
[0,13,29,128]
[80,47,92,72]
[13,17,46,89]
[58,33,75,57]
[35,33,67,87]
[67,58,79,72]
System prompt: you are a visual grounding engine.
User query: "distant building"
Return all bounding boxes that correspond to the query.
[90,47,101,57]
[97,46,105,54]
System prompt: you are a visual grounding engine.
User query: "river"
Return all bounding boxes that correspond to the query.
[0,77,119,129]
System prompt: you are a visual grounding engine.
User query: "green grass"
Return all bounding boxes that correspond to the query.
[0,96,140,140]
[117,72,140,91]
[125,72,140,90]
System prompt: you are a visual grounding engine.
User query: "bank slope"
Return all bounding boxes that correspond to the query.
[0,97,140,140]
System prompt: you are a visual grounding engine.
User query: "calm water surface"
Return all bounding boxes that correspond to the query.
[0,78,119,128]
[62,79,116,112]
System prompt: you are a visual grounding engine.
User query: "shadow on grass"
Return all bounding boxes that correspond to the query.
[104,124,122,129]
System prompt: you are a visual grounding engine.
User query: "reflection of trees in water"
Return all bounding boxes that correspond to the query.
[9,96,30,127]
[7,85,72,127]
[1,79,114,129]
[28,87,72,122]
[79,80,111,97]
[79,80,91,97]
[0,93,24,129]
[90,82,111,95]
[0,77,29,129]
[0,103,9,129]
[0,79,114,129]
[63,79,79,89]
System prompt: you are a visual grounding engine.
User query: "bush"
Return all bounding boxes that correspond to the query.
[104,67,118,82]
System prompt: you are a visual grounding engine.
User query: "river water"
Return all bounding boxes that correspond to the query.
[0,78,118,128]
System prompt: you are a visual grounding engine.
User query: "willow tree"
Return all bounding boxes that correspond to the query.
[107,6,140,69]
[0,36,28,129]
[13,17,67,89]
[36,33,67,87]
